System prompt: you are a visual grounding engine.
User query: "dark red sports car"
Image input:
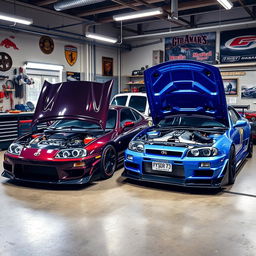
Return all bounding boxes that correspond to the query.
[2,80,148,184]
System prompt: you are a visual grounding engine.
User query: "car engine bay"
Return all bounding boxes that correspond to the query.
[18,130,103,149]
[138,128,225,146]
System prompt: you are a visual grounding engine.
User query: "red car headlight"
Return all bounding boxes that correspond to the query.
[55,148,87,159]
[8,143,23,155]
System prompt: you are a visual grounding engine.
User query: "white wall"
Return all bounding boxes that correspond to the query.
[121,40,163,76]
[0,31,83,72]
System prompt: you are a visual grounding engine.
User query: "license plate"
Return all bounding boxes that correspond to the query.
[152,162,172,172]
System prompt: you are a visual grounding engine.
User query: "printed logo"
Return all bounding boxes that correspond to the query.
[161,151,168,155]
[0,37,19,50]
[225,36,256,50]
[34,150,41,156]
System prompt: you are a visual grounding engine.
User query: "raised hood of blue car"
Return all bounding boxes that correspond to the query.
[144,60,229,126]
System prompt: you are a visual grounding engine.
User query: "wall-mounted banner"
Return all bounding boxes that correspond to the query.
[65,45,77,66]
[165,32,216,64]
[220,28,256,63]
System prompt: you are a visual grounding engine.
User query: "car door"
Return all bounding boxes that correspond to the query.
[116,108,144,152]
[229,108,246,156]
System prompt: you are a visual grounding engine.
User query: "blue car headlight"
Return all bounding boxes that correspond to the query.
[187,147,218,157]
[128,141,144,153]
[55,148,87,159]
[8,143,23,155]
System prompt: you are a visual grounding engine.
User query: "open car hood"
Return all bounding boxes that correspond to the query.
[144,60,229,126]
[32,80,113,129]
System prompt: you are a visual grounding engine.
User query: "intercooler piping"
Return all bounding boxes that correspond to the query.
[54,0,106,11]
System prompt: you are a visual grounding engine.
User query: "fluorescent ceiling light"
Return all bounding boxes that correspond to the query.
[26,62,63,71]
[86,32,117,44]
[113,7,163,21]
[0,12,33,25]
[217,0,233,10]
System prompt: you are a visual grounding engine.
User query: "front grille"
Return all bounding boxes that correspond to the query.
[143,162,184,178]
[14,164,59,182]
[146,149,183,157]
[194,170,214,177]
[4,162,12,172]
[125,161,139,169]
[64,169,87,179]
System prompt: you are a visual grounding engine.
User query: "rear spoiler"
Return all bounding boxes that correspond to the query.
[232,105,250,115]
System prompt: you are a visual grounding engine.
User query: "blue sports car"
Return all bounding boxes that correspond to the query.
[122,60,253,188]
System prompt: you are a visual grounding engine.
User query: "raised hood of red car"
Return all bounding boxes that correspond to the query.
[32,80,113,129]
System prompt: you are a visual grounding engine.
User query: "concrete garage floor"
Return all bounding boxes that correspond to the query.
[0,150,256,256]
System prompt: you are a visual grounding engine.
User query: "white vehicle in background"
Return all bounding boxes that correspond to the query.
[111,93,151,118]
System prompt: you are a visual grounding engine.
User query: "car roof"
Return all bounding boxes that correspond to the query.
[113,92,147,97]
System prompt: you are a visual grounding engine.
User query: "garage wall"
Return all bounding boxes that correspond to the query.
[121,40,163,76]
[121,28,256,110]
[0,31,84,72]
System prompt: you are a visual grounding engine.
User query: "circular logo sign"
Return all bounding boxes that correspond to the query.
[39,36,54,54]
[0,52,12,71]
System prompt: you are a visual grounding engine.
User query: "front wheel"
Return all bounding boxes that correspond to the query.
[100,145,117,179]
[228,146,236,185]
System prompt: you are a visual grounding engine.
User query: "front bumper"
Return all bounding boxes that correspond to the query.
[2,153,101,184]
[123,148,229,188]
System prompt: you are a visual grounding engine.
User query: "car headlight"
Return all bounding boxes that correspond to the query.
[187,147,218,157]
[55,148,87,159]
[128,141,144,153]
[8,143,23,155]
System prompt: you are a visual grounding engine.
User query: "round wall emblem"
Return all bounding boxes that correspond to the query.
[39,36,54,54]
[0,52,12,71]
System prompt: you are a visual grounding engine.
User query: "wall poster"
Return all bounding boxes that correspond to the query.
[220,28,256,63]
[165,32,216,64]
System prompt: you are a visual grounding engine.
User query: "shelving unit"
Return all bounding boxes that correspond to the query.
[122,75,145,93]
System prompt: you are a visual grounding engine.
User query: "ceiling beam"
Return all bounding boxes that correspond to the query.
[111,0,141,10]
[77,0,164,17]
[93,0,231,24]
[237,0,256,19]
[36,0,57,6]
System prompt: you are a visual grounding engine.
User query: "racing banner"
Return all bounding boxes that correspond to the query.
[220,28,256,63]
[165,32,216,64]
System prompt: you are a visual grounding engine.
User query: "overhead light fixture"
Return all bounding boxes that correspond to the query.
[217,0,233,10]
[0,12,33,25]
[26,62,63,71]
[113,7,163,21]
[86,32,118,44]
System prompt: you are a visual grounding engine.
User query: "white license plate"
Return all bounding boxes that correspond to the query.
[152,162,172,172]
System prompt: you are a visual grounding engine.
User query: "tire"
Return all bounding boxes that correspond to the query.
[100,145,117,179]
[247,136,253,158]
[228,146,236,185]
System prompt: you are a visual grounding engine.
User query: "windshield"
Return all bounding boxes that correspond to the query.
[128,96,147,113]
[159,116,226,128]
[111,96,127,106]
[50,109,117,130]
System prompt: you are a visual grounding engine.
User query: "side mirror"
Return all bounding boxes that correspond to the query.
[234,120,247,128]
[123,121,135,129]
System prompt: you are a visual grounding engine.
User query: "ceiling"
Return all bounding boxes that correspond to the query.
[3,0,256,36]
